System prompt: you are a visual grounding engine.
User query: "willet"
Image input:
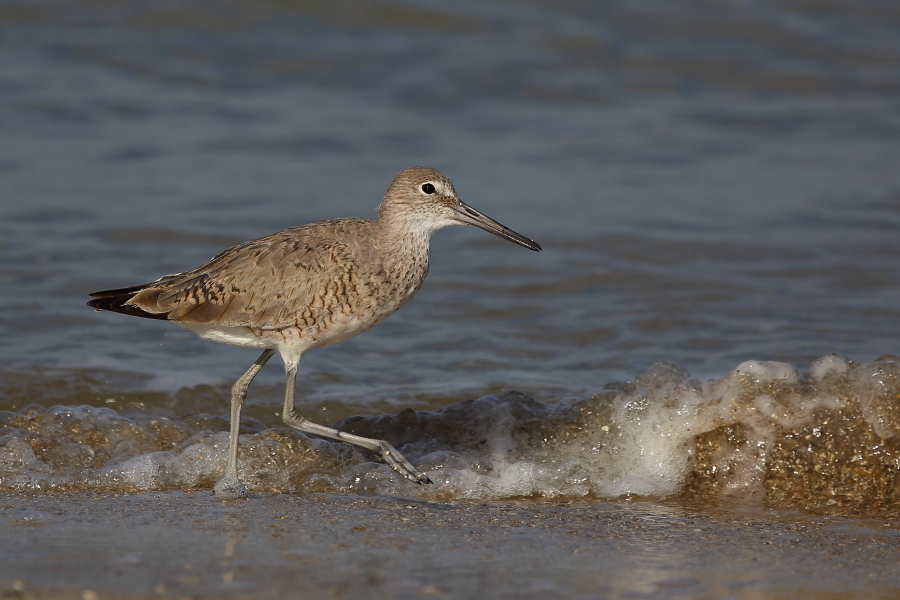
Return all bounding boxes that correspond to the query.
[88,166,541,498]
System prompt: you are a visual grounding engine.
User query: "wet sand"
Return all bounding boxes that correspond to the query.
[1,492,899,599]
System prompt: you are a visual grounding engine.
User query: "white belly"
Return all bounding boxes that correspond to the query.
[176,312,387,358]
[177,322,278,350]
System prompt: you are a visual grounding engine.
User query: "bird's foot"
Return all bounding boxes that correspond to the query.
[213,475,251,499]
[376,440,433,485]
[282,410,434,485]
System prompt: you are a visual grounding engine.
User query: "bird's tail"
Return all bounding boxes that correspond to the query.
[87,282,171,320]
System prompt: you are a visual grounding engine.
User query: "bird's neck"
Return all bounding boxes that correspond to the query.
[375,213,436,256]
[372,214,436,287]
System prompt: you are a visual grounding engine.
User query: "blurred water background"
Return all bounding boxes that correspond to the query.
[1,0,900,508]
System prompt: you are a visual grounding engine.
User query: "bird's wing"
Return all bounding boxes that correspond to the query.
[93,219,375,329]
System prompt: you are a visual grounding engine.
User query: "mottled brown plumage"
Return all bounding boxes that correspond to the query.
[88,166,541,498]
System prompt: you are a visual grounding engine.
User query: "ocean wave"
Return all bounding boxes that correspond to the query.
[2,354,899,512]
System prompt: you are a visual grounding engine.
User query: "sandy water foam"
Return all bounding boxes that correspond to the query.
[1,354,899,511]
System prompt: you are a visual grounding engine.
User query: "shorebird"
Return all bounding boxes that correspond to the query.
[88,166,541,498]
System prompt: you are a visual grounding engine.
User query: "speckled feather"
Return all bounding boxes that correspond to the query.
[129,219,423,329]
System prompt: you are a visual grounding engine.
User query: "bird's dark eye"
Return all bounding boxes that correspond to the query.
[421,183,436,194]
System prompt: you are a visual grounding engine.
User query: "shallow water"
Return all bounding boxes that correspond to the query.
[2,2,900,592]
[2,492,900,600]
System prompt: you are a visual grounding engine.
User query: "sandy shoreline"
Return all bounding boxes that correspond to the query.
[1,491,899,599]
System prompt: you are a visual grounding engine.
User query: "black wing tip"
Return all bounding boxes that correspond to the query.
[89,284,150,298]
[89,275,179,299]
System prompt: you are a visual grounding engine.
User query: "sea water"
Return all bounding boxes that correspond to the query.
[2,0,900,515]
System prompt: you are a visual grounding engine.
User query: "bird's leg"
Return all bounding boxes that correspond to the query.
[214,348,276,499]
[281,366,433,485]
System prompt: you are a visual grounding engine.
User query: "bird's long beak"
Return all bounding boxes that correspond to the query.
[451,201,542,252]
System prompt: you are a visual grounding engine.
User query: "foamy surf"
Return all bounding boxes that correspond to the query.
[2,354,899,511]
